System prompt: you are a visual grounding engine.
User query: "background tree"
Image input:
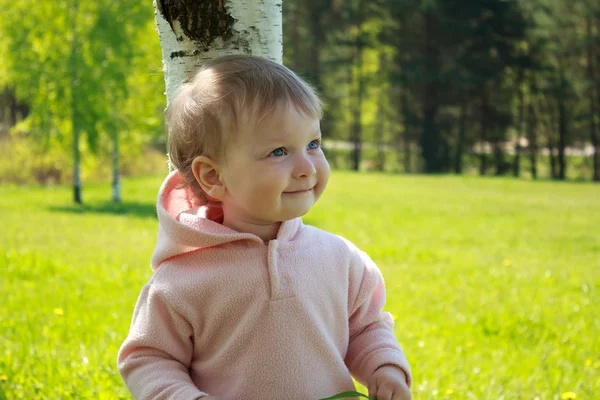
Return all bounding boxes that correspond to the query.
[0,0,153,202]
[1,0,599,184]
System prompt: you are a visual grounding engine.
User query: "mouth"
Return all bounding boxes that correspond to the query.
[283,187,314,195]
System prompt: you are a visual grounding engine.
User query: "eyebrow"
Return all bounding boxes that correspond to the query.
[262,129,321,144]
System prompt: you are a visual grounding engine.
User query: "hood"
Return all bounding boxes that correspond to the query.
[150,171,302,270]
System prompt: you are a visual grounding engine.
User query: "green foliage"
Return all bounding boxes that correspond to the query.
[0,172,599,398]
[0,0,598,184]
[284,0,600,179]
[0,0,164,155]
[0,135,167,185]
[0,136,66,184]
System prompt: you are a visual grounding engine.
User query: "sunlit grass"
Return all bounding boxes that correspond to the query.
[1,172,599,399]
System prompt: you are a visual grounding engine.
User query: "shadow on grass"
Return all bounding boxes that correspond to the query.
[49,201,157,219]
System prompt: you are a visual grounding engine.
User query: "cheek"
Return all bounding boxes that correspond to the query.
[247,167,287,196]
[314,158,330,196]
[226,163,279,194]
[259,163,289,184]
[317,158,330,182]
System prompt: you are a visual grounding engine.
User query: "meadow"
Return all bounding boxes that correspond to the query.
[0,171,599,399]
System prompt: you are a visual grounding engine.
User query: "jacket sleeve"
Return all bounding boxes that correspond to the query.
[345,251,412,388]
[117,280,208,400]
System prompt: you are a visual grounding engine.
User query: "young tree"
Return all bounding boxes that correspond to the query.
[0,0,151,203]
[585,10,599,181]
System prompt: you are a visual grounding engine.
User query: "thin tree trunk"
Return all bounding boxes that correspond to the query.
[345,62,354,170]
[403,127,411,174]
[595,17,600,130]
[527,102,538,179]
[2,86,29,127]
[70,0,81,204]
[375,54,388,172]
[513,68,525,177]
[494,140,505,176]
[454,96,467,174]
[421,11,441,173]
[479,82,489,176]
[399,76,411,173]
[112,104,121,203]
[557,64,568,180]
[587,16,600,181]
[545,96,558,179]
[308,7,323,90]
[351,50,363,171]
[351,0,365,171]
[375,86,386,172]
[0,88,7,128]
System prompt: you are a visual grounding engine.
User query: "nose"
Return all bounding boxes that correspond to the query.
[293,153,316,179]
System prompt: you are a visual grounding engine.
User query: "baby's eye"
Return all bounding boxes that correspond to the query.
[308,139,321,150]
[270,148,287,157]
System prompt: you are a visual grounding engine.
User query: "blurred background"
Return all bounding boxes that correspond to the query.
[1,0,599,191]
[1,2,599,399]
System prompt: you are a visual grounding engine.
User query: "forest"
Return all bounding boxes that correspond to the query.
[1,0,599,188]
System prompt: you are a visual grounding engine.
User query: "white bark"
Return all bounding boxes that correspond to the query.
[153,0,283,107]
[71,0,82,204]
[112,114,121,203]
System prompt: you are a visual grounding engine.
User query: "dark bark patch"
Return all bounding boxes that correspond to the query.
[158,0,235,46]
[170,50,186,59]
[169,49,204,59]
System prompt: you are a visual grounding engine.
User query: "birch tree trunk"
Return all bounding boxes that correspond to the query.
[153,0,283,108]
[351,0,365,172]
[374,85,386,172]
[112,104,121,203]
[70,0,82,204]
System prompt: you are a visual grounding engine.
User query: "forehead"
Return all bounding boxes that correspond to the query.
[238,102,321,143]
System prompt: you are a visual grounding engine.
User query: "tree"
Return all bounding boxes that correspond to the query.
[89,1,153,202]
[584,2,600,181]
[0,0,152,202]
[3,0,598,183]
[153,0,283,115]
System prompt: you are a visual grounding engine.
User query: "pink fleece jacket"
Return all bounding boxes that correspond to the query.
[117,171,411,399]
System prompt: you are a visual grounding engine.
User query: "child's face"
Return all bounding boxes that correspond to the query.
[218,102,329,227]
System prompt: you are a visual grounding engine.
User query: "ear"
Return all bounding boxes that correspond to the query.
[191,156,225,201]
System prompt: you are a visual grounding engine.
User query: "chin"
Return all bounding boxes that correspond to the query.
[293,206,313,218]
[277,200,315,220]
[278,208,308,221]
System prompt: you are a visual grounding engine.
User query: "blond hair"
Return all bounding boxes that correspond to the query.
[166,55,323,205]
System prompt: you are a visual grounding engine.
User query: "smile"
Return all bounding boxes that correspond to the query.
[283,187,314,195]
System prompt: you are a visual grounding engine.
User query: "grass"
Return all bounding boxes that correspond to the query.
[1,171,599,399]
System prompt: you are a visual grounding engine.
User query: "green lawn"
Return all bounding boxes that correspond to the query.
[1,172,599,399]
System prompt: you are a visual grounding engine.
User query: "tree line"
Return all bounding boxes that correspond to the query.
[0,0,598,204]
[284,0,600,181]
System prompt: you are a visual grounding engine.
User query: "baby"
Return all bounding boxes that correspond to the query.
[117,55,412,400]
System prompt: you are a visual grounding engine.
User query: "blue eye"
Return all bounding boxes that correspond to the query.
[270,148,286,157]
[308,139,321,150]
